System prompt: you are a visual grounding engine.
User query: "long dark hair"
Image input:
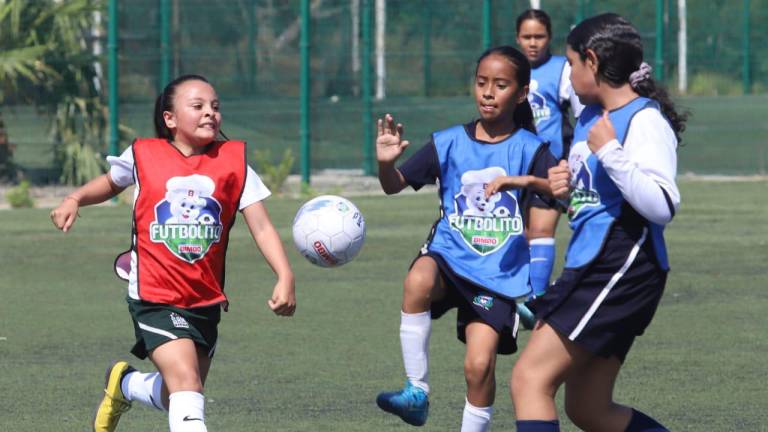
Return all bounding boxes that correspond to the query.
[475,46,536,134]
[567,13,687,141]
[153,74,228,140]
[515,9,552,37]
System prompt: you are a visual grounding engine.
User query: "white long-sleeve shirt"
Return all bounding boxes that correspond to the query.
[595,108,680,225]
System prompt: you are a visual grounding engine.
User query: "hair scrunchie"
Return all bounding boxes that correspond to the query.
[629,62,653,89]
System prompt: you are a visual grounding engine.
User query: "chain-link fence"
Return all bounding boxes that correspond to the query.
[6,0,768,182]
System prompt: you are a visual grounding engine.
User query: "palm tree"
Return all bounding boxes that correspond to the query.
[0,0,56,180]
[0,0,108,185]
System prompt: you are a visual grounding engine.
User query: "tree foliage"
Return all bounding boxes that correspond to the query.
[1,0,111,185]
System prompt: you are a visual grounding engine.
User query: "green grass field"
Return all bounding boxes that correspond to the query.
[1,179,766,431]
[5,94,768,182]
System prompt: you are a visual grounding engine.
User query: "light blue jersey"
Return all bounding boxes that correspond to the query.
[529,55,568,158]
[426,125,545,299]
[565,98,670,270]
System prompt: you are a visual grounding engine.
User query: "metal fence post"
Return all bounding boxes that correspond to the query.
[159,0,171,92]
[655,0,664,81]
[423,0,431,97]
[482,0,492,49]
[108,0,119,157]
[300,0,311,184]
[247,0,256,94]
[362,0,374,176]
[743,0,751,94]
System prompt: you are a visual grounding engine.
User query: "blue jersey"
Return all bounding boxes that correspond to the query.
[425,125,545,299]
[529,55,568,159]
[565,98,670,270]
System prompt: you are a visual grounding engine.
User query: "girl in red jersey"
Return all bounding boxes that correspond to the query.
[50,74,296,432]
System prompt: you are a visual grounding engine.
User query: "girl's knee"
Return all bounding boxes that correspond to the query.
[162,365,203,392]
[464,353,494,385]
[510,361,554,398]
[403,268,438,303]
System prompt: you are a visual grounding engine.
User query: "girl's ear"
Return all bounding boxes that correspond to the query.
[585,48,599,75]
[516,84,530,104]
[163,111,176,130]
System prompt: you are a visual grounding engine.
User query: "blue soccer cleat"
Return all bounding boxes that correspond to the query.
[376,381,429,426]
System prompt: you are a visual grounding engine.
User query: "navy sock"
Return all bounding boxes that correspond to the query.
[516,420,560,432]
[529,238,555,297]
[625,409,668,432]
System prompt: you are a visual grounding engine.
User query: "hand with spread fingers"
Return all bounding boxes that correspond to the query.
[376,113,410,164]
[548,160,572,199]
[587,111,617,153]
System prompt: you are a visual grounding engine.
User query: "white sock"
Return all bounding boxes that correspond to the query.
[122,371,165,411]
[400,311,431,393]
[168,391,207,432]
[461,398,493,432]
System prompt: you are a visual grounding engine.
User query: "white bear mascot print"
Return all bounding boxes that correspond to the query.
[149,174,224,263]
[448,167,524,255]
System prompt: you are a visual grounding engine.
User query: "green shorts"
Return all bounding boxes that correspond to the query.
[127,298,221,360]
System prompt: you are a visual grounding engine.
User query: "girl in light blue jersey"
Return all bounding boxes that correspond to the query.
[511,14,687,432]
[375,46,559,432]
[514,10,586,325]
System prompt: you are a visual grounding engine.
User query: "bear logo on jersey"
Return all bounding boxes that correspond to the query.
[567,150,601,219]
[149,174,223,263]
[448,167,524,255]
[528,80,551,126]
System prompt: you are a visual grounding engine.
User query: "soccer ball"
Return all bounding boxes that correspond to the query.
[292,195,366,267]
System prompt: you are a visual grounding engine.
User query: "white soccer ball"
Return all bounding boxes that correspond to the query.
[292,195,366,267]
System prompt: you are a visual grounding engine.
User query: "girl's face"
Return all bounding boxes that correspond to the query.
[516,19,551,65]
[566,46,599,105]
[163,80,221,150]
[474,54,527,124]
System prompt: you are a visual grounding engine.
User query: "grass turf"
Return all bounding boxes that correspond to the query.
[0,179,766,430]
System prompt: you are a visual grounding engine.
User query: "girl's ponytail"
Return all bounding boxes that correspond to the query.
[513,100,536,134]
[629,64,688,143]
[567,13,688,142]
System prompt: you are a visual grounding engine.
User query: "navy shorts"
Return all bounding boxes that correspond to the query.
[531,224,666,363]
[419,253,520,355]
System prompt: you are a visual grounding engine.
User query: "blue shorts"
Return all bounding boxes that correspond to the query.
[531,223,666,363]
[420,252,520,355]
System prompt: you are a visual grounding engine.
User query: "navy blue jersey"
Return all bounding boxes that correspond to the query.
[397,122,552,299]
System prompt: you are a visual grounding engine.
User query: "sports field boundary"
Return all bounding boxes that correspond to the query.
[1,171,766,210]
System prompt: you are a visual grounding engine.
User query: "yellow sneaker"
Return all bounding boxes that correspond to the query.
[93,361,134,432]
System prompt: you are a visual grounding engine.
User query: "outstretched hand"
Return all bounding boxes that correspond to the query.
[548,160,571,199]
[375,113,410,164]
[587,111,617,153]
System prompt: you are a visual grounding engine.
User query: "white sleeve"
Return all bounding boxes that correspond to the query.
[239,165,272,210]
[594,108,680,225]
[559,62,585,118]
[106,146,135,188]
